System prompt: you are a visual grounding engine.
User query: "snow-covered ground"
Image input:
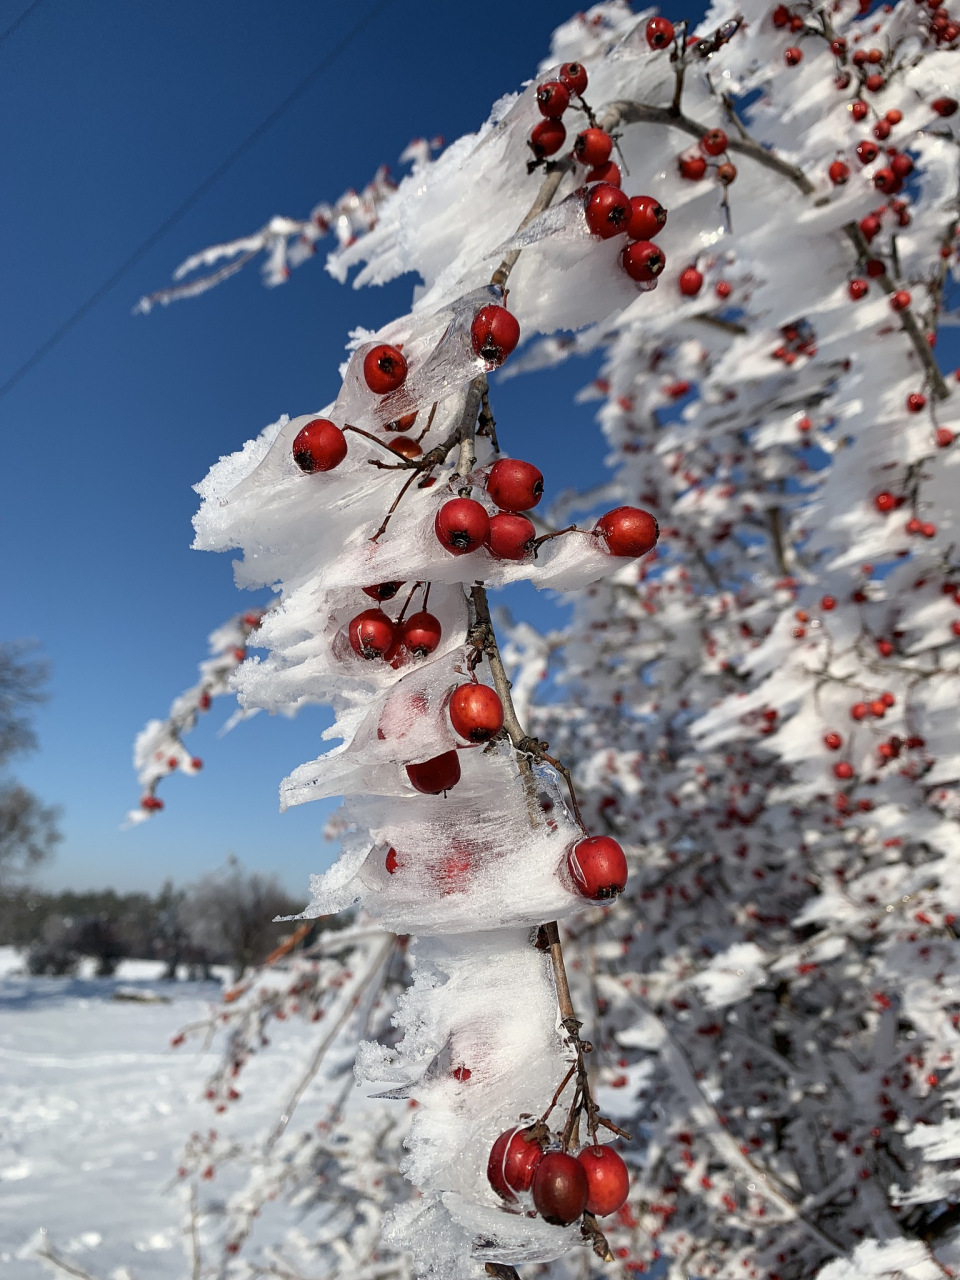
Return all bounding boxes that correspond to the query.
[0,947,322,1278]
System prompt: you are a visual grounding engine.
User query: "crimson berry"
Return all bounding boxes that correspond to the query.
[199,692,212,710]
[401,610,442,657]
[890,290,911,312]
[886,108,902,124]
[578,1146,630,1217]
[907,393,926,412]
[406,750,461,795]
[715,280,732,299]
[385,847,400,874]
[559,61,588,95]
[678,267,704,297]
[865,73,885,92]
[874,168,901,194]
[389,436,422,460]
[585,161,621,186]
[363,344,407,395]
[849,278,869,300]
[851,702,869,720]
[821,595,836,610]
[487,458,544,511]
[646,16,675,48]
[488,1126,544,1202]
[859,214,881,240]
[574,128,613,167]
[435,498,490,554]
[384,410,418,433]
[866,258,886,277]
[874,491,897,513]
[891,153,914,178]
[530,119,566,159]
[471,305,521,367]
[829,160,850,185]
[936,427,954,447]
[585,183,630,238]
[932,97,958,116]
[873,120,891,140]
[536,80,570,118]
[622,241,666,283]
[363,581,404,601]
[191,758,203,770]
[292,418,348,473]
[532,1151,590,1225]
[784,46,803,65]
[626,195,667,240]
[772,4,791,26]
[595,506,659,557]
[449,684,504,743]
[856,140,879,165]
[700,128,728,156]
[824,732,843,750]
[679,154,708,180]
[851,100,869,121]
[486,512,536,560]
[716,161,738,185]
[348,609,397,660]
[568,835,628,900]
[834,761,854,780]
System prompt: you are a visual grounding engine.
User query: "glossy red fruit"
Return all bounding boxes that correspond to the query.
[487,1127,544,1202]
[362,581,404,601]
[626,195,667,240]
[401,611,442,657]
[824,732,843,750]
[851,99,869,121]
[866,257,886,277]
[559,61,588,95]
[385,847,400,875]
[574,127,613,168]
[384,410,418,433]
[486,513,537,560]
[622,241,666,283]
[199,691,212,710]
[568,835,628,900]
[828,160,850,185]
[784,46,803,65]
[585,161,621,186]
[874,491,897,513]
[700,128,728,156]
[449,684,504,742]
[834,761,854,780]
[859,214,881,241]
[679,154,708,180]
[471,306,521,366]
[363,344,407,394]
[585,182,631,238]
[645,16,675,48]
[772,4,790,26]
[874,168,901,194]
[596,506,659,557]
[530,119,567,159]
[932,97,958,116]
[907,392,926,412]
[891,152,913,178]
[848,278,869,300]
[292,419,348,473]
[348,609,397,660]
[536,80,570,118]
[487,458,544,511]
[891,289,912,313]
[865,73,885,92]
[578,1146,630,1217]
[532,1151,590,1225]
[715,280,732,299]
[406,750,461,795]
[390,436,422,459]
[873,119,891,140]
[435,498,491,555]
[936,427,954,447]
[678,266,704,297]
[856,140,879,165]
[716,161,737,185]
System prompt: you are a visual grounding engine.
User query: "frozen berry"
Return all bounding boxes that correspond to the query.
[292,419,347,473]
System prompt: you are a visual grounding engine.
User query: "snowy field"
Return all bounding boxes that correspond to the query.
[0,946,325,1279]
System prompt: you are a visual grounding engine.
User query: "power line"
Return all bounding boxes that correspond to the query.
[0,0,45,48]
[0,0,394,402]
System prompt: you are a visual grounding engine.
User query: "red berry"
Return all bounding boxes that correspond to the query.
[851,702,868,720]
[860,214,881,241]
[530,119,566,159]
[874,491,897,512]
[856,140,879,164]
[401,610,442,657]
[487,458,544,511]
[626,195,667,240]
[191,758,203,770]
[390,436,422,459]
[848,278,869,300]
[646,16,675,48]
[406,750,461,795]
[932,97,958,116]
[363,344,407,394]
[384,410,418,433]
[449,684,504,743]
[348,609,397,660]
[578,1146,630,1217]
[907,393,926,413]
[567,835,628,900]
[621,241,666,283]
[486,513,537,560]
[891,153,913,178]
[559,62,588,96]
[363,581,404,601]
[716,161,738,185]
[873,119,891,140]
[471,305,521,367]
[834,761,854,780]
[585,161,621,187]
[891,290,911,311]
[199,691,212,710]
[585,183,630,238]
[532,1151,590,1225]
[829,160,850,185]
[678,154,708,180]
[772,4,791,26]
[824,732,843,750]
[784,46,803,65]
[851,99,869,121]
[574,128,613,167]
[866,258,886,277]
[595,506,659,557]
[865,73,885,92]
[536,80,570,118]
[821,595,836,611]
[678,267,704,297]
[292,418,347,473]
[936,427,954,447]
[385,847,400,874]
[873,168,900,194]
[488,1126,544,1202]
[435,498,490,555]
[700,128,728,156]
[886,108,902,124]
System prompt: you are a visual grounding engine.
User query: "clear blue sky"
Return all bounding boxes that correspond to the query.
[5,1,710,895]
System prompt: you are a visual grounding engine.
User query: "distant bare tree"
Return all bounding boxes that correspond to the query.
[0,643,60,888]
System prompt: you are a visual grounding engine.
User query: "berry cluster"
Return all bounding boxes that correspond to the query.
[488,1124,630,1226]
